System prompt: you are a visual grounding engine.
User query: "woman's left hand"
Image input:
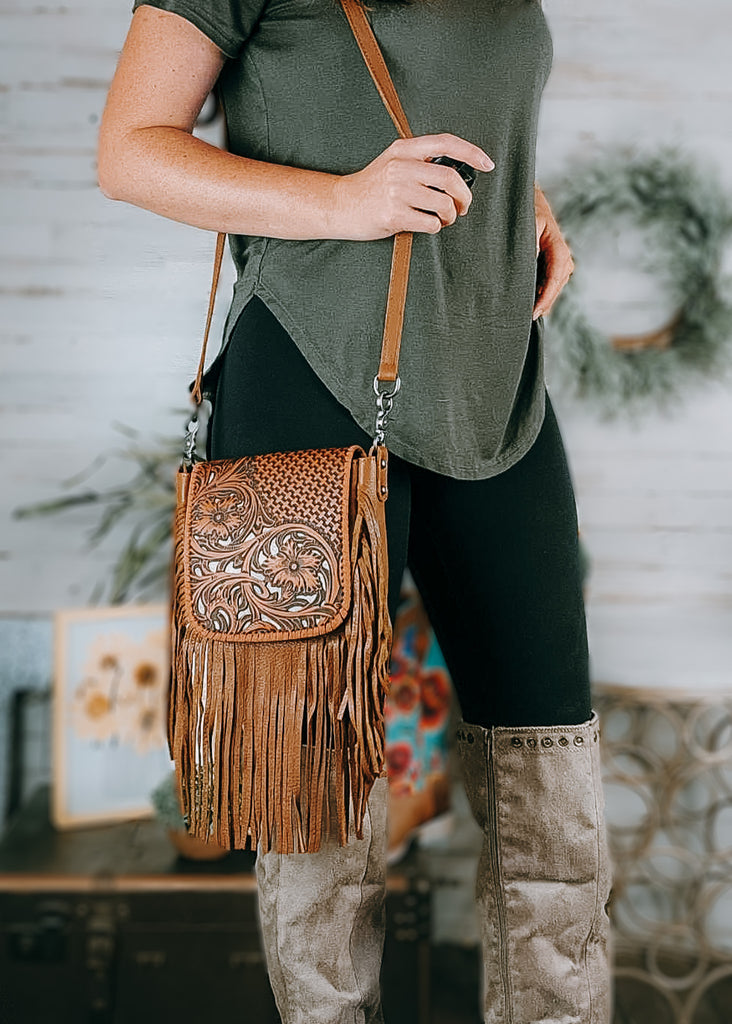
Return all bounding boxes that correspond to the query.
[532,184,574,320]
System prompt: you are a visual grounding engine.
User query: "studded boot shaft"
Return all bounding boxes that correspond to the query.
[456,713,613,1024]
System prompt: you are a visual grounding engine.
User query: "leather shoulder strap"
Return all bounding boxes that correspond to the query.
[192,0,414,404]
[340,0,412,139]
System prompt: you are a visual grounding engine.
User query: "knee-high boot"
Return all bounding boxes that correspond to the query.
[255,773,389,1024]
[456,712,613,1024]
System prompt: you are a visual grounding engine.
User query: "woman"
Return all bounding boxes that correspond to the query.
[98,1,612,1021]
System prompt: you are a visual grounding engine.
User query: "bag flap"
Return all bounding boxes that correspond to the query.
[178,445,364,642]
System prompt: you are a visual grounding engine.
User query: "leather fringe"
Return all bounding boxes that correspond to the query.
[169,467,392,854]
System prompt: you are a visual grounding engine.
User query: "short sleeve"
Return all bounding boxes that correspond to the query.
[132,0,268,59]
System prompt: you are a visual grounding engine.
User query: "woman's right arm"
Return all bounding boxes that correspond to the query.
[97,6,494,242]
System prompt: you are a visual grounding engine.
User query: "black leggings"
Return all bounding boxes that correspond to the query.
[208,296,592,729]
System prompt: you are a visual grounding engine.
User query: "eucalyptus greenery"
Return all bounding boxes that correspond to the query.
[545,145,732,417]
[150,770,187,831]
[14,421,180,604]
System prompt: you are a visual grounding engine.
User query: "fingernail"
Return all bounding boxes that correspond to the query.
[482,156,495,170]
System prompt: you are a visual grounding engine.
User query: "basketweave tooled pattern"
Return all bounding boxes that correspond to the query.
[183,446,363,638]
[251,447,352,540]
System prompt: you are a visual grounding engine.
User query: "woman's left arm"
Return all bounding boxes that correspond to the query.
[532,183,574,320]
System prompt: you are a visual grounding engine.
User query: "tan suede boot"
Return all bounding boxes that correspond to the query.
[255,772,388,1024]
[456,712,612,1024]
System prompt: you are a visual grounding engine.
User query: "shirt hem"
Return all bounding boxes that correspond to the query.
[382,390,547,480]
[241,282,548,482]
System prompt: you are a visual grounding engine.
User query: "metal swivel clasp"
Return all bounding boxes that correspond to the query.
[372,374,401,448]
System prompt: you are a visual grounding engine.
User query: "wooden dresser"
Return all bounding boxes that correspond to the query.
[0,787,431,1024]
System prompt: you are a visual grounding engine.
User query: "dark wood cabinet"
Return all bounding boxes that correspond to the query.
[0,788,431,1024]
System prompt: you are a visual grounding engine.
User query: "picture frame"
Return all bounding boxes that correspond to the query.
[52,604,174,828]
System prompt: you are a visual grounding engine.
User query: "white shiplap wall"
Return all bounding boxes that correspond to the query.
[2,2,233,609]
[1,0,731,691]
[537,0,732,691]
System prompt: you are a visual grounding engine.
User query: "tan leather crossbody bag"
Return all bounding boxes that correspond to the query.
[170,0,415,855]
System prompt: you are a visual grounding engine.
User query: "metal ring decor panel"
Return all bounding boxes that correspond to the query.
[596,684,732,1024]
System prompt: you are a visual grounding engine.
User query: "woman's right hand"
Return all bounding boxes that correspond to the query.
[99,10,495,242]
[332,133,495,241]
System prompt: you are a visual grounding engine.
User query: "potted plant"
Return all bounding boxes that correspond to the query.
[150,769,230,861]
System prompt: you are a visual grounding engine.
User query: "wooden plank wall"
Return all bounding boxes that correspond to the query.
[2,0,731,691]
[539,0,732,690]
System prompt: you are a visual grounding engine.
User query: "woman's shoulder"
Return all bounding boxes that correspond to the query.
[132,0,270,59]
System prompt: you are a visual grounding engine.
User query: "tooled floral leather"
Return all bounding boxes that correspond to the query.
[179,445,364,642]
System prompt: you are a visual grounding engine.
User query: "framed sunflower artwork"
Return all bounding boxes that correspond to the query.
[52,605,174,827]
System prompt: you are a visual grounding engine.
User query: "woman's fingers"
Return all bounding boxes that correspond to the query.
[391,133,494,172]
[418,162,474,216]
[384,152,478,220]
[533,234,575,318]
[401,209,445,234]
[533,188,576,319]
[411,182,462,225]
[335,131,494,240]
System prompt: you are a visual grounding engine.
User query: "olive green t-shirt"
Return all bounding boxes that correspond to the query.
[133,0,553,479]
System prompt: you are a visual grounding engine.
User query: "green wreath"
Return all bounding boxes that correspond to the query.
[545,147,732,416]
